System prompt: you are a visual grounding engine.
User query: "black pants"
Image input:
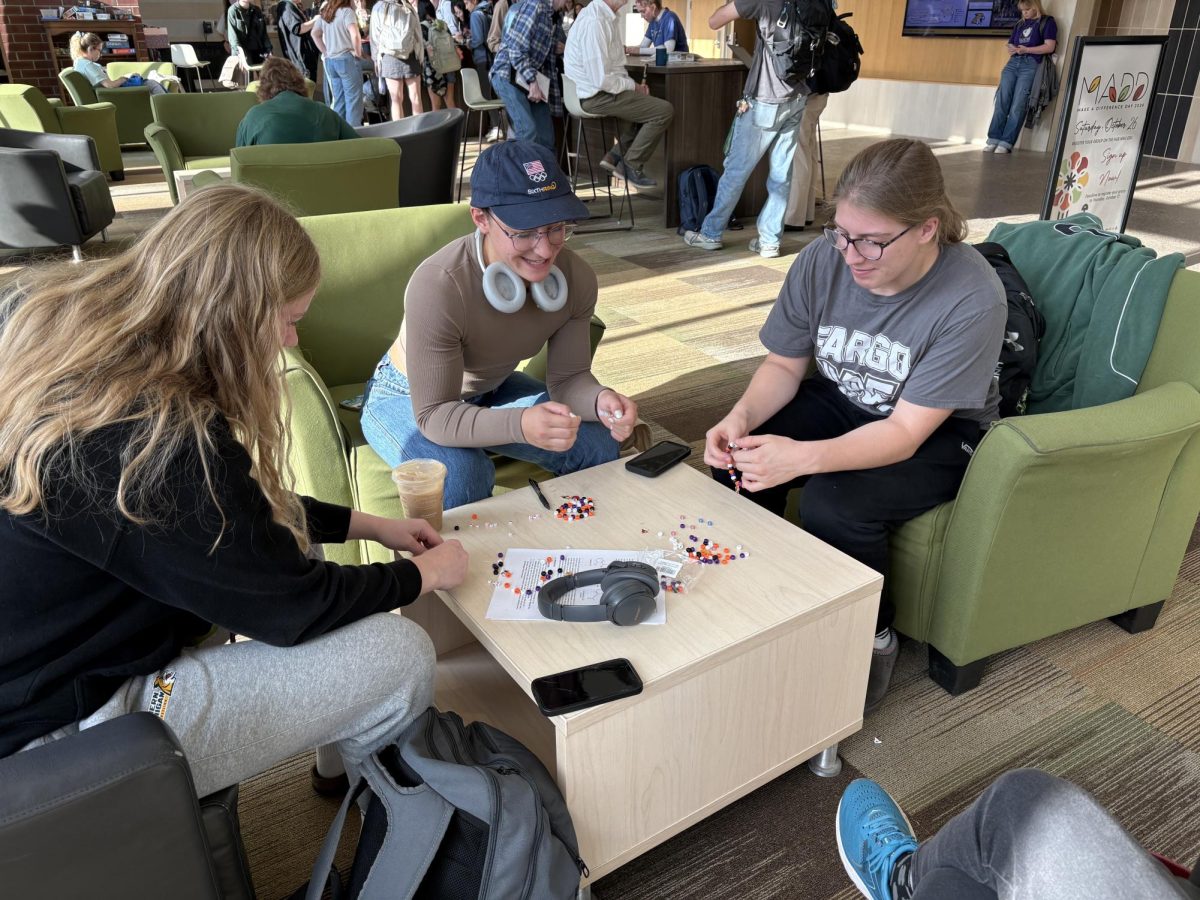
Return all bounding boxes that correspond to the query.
[709,378,983,630]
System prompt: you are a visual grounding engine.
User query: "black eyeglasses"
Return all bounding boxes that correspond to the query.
[823,224,914,261]
[488,212,576,251]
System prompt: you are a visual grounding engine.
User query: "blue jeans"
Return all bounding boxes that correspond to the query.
[987,56,1039,150]
[361,360,619,509]
[701,95,807,248]
[491,73,554,150]
[325,53,363,127]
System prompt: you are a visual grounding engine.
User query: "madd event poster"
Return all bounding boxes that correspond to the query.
[1042,36,1167,232]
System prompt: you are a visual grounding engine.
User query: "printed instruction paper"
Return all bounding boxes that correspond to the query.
[486,548,684,623]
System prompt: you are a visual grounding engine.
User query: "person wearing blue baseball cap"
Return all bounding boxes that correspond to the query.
[361,140,640,509]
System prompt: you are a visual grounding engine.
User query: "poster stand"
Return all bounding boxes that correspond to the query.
[1041,35,1168,232]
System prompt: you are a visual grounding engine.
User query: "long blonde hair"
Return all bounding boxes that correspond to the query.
[831,138,968,245]
[0,184,320,550]
[69,32,103,60]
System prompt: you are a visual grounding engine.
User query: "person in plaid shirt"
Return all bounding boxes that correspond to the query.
[490,0,568,149]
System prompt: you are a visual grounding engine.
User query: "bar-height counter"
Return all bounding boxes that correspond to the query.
[571,56,769,230]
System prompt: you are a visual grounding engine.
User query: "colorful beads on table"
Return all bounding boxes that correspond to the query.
[555,495,595,521]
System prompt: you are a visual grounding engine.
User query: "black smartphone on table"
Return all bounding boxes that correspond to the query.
[531,658,643,717]
[625,440,690,478]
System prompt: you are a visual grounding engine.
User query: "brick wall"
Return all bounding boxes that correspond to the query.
[0,1,143,99]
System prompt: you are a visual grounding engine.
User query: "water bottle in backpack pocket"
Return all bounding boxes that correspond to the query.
[677,165,720,236]
[305,708,586,900]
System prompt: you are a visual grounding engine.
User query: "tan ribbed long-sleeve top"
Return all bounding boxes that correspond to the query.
[388,234,607,448]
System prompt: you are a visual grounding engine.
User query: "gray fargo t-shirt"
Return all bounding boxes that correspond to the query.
[761,239,1007,427]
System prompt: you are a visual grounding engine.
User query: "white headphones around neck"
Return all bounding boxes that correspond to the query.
[474,228,569,314]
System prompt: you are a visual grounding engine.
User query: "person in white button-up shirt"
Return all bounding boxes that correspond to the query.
[562,0,673,189]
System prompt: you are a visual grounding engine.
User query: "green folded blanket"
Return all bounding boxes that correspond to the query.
[988,213,1183,414]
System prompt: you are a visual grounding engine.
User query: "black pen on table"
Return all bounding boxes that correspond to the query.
[529,478,552,510]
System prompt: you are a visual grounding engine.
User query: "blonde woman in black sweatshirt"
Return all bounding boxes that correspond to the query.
[0,185,466,796]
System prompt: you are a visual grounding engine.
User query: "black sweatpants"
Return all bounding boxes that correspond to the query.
[709,377,984,630]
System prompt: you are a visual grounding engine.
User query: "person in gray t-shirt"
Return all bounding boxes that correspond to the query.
[705,139,1006,714]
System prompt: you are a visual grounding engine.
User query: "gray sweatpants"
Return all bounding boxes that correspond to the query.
[910,768,1194,899]
[23,612,435,798]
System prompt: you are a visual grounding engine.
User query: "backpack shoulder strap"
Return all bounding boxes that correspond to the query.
[305,754,455,900]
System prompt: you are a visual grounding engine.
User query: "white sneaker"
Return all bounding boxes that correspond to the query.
[484,126,502,143]
[982,144,997,152]
[748,237,780,259]
[682,230,723,251]
[994,146,1011,154]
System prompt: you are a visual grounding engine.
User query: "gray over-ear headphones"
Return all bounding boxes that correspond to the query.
[537,560,659,626]
[474,228,569,314]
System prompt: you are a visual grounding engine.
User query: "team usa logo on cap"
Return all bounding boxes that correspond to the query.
[522,159,548,183]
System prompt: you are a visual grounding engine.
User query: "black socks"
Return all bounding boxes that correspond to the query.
[890,849,915,900]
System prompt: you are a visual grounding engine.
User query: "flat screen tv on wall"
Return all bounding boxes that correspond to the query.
[902,0,1022,37]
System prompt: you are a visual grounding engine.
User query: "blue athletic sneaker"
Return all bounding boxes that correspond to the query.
[836,779,919,900]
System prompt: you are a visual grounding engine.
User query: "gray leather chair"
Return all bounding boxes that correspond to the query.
[0,712,256,899]
[356,107,464,207]
[0,127,115,261]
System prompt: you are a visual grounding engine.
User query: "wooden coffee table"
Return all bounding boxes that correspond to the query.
[406,458,881,888]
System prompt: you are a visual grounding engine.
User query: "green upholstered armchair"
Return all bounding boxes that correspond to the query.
[207,138,401,217]
[59,68,154,146]
[145,91,259,204]
[0,84,123,180]
[876,267,1200,694]
[106,61,177,80]
[286,205,606,565]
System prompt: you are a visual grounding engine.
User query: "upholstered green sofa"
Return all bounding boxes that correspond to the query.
[868,265,1200,694]
[198,138,400,217]
[285,205,605,565]
[145,91,258,203]
[0,83,123,179]
[106,61,177,80]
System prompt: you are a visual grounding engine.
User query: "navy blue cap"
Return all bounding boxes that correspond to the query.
[470,140,589,229]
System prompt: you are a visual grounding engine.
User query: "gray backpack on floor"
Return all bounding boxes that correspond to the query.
[306,708,586,900]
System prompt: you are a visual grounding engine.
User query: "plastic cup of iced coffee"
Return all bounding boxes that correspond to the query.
[390,459,447,532]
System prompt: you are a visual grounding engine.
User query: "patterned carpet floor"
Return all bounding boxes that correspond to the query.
[4,130,1199,898]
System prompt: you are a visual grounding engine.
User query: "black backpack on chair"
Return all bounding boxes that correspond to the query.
[975,242,1046,417]
[807,12,863,94]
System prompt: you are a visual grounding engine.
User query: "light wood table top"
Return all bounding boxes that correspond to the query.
[436,458,882,731]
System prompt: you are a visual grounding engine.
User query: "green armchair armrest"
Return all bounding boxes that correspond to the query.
[283,348,365,564]
[145,122,186,203]
[898,381,1200,667]
[54,103,123,177]
[190,170,224,190]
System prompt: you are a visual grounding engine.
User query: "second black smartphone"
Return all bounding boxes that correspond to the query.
[531,658,643,717]
[625,440,691,478]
